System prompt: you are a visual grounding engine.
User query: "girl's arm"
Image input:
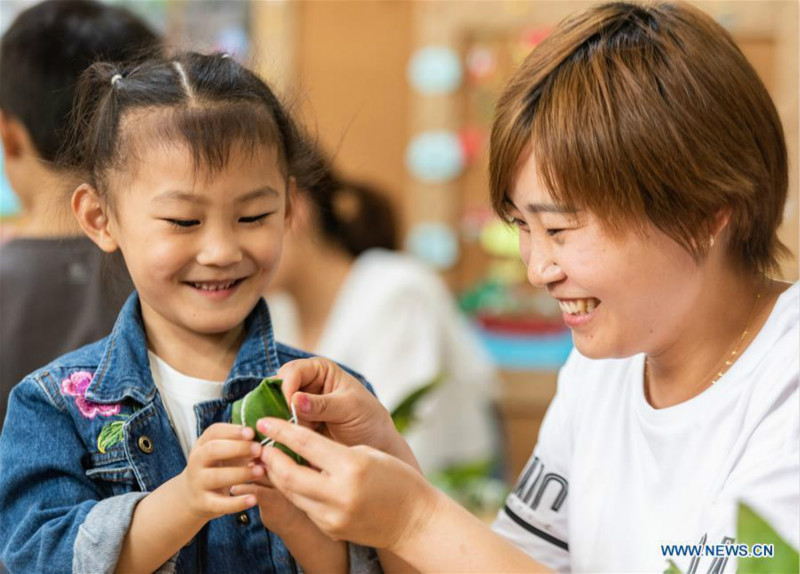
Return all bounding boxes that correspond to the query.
[116,424,261,573]
[257,419,552,574]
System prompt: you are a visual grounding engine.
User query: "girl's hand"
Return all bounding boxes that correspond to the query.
[255,417,438,551]
[278,358,417,466]
[179,423,263,520]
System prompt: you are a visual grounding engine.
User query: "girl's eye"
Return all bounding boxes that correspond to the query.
[239,212,272,224]
[164,218,200,229]
[547,228,565,237]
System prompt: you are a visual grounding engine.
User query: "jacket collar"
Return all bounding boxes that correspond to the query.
[85,292,281,405]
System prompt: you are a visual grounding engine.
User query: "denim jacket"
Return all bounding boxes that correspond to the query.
[0,293,382,574]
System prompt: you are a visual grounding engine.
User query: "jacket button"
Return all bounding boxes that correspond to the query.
[237,512,250,526]
[137,435,154,454]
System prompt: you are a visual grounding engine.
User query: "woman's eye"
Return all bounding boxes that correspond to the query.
[546,228,565,237]
[164,218,199,229]
[239,213,272,224]
[510,217,528,229]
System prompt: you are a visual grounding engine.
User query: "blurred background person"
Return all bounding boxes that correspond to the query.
[0,0,161,431]
[267,142,499,475]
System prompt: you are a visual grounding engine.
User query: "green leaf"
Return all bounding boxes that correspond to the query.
[97,420,126,454]
[231,378,306,465]
[663,559,683,574]
[390,373,444,434]
[737,502,799,574]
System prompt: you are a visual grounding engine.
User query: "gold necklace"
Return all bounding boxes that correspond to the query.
[646,289,763,388]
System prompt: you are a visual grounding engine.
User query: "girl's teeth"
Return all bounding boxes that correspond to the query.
[559,298,600,316]
[193,280,236,291]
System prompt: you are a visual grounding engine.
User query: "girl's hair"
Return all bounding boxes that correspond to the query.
[59,51,304,204]
[490,1,789,276]
[291,139,398,257]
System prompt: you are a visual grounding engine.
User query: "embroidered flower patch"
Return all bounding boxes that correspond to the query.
[61,371,128,453]
[61,371,121,419]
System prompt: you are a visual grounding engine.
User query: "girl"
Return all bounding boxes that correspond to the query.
[244,3,798,573]
[0,52,374,574]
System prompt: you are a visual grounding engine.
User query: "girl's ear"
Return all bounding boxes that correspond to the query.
[72,183,119,253]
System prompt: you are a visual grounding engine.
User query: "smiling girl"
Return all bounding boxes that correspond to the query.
[0,52,373,574]
[240,3,798,573]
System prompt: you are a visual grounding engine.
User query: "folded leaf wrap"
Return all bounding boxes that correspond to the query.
[232,378,306,465]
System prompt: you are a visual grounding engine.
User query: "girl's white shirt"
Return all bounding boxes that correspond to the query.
[268,248,498,474]
[148,351,224,459]
[493,282,799,574]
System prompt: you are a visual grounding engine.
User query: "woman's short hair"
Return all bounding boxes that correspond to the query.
[490,1,789,275]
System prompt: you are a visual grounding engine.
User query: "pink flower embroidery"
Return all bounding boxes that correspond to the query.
[61,371,121,419]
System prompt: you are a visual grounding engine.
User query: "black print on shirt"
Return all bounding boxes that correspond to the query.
[513,455,568,512]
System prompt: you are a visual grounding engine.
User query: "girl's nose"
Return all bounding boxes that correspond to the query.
[195,227,244,267]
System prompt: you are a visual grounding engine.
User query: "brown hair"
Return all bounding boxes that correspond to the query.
[490,1,789,275]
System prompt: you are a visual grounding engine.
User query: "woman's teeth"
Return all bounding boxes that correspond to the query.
[558,298,600,315]
[190,279,239,291]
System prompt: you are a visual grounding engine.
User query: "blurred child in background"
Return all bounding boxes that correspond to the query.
[268,143,498,474]
[0,0,160,430]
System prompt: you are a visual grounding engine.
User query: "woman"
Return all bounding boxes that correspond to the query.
[246,3,799,572]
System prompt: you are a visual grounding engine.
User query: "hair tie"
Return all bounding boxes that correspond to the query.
[110,73,122,87]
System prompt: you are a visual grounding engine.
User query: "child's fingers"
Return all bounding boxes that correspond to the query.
[256,417,344,472]
[205,492,258,516]
[196,423,254,446]
[195,439,260,466]
[201,465,264,491]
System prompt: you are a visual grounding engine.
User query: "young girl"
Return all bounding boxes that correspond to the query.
[0,52,373,574]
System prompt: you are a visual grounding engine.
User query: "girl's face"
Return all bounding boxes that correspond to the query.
[508,151,703,359]
[104,140,290,341]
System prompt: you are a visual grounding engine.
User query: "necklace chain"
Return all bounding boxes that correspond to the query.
[645,288,763,388]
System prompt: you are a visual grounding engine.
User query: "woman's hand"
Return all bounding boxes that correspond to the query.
[278,358,419,467]
[255,417,438,551]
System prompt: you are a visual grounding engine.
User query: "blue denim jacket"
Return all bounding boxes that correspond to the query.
[0,293,382,574]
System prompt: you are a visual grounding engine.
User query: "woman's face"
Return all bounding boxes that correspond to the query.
[508,151,704,359]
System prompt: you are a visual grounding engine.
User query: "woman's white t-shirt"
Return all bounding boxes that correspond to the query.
[493,282,799,573]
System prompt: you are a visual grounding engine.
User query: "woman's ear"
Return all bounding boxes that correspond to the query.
[710,207,732,244]
[72,184,119,253]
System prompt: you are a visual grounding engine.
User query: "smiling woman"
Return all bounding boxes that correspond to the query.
[236,3,798,574]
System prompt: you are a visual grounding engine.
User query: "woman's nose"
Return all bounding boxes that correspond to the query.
[523,240,565,288]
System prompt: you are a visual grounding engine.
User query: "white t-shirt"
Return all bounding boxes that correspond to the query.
[269,249,498,473]
[148,351,224,459]
[493,282,799,574]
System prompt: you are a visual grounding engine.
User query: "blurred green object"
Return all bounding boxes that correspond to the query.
[737,502,799,574]
[231,378,306,465]
[390,374,443,434]
[430,458,508,517]
[662,502,799,574]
